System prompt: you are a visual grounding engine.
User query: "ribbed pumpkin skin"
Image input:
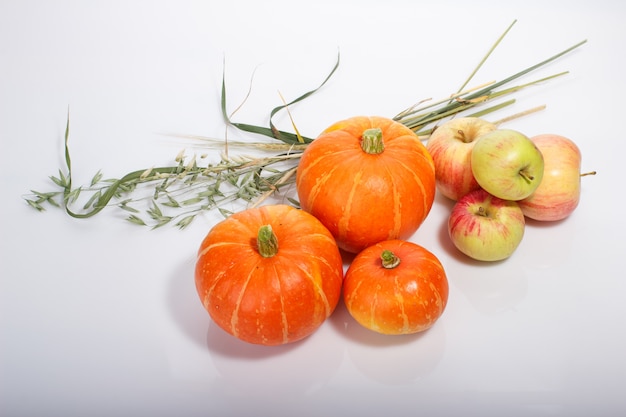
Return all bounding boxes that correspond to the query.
[195,205,344,346]
[296,116,436,254]
[343,240,448,335]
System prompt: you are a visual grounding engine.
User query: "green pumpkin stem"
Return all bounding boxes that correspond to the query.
[381,249,401,269]
[361,128,385,154]
[257,224,279,258]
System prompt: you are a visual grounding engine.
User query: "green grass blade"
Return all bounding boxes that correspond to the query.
[268,51,340,144]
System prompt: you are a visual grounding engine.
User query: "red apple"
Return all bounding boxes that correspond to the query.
[448,188,525,262]
[518,134,595,221]
[426,117,497,200]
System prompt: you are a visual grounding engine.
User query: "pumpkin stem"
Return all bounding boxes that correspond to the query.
[361,128,385,155]
[381,249,401,269]
[257,224,279,258]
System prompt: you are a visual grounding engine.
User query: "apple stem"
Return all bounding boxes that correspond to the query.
[581,171,597,177]
[457,129,472,143]
[519,169,534,183]
[477,206,488,217]
[380,250,401,269]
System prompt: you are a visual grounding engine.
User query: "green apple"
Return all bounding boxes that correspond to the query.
[471,129,544,201]
[518,134,596,221]
[426,117,497,200]
[448,188,525,262]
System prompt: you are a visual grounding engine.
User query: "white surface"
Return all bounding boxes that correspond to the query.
[1,1,625,416]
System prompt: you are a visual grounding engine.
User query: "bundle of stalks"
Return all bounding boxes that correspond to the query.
[25,20,586,229]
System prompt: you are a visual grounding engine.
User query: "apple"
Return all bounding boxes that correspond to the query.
[426,117,497,200]
[518,134,596,221]
[448,188,525,262]
[471,129,544,201]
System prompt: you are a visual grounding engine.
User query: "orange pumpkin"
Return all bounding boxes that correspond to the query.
[295,116,436,253]
[343,240,448,335]
[195,204,344,345]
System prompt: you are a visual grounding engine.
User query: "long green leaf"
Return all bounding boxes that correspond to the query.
[63,110,72,202]
[268,51,340,144]
[221,51,341,145]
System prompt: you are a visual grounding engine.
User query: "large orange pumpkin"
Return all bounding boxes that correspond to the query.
[296,116,436,253]
[195,204,344,345]
[343,239,448,335]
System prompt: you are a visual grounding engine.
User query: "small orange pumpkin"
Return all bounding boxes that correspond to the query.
[296,116,436,253]
[343,240,448,335]
[195,204,344,345]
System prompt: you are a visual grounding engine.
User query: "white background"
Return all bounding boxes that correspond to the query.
[1,1,625,416]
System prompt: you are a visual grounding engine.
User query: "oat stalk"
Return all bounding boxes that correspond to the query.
[24,20,587,228]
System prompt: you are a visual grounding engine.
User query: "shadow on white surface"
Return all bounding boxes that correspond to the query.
[166,255,211,349]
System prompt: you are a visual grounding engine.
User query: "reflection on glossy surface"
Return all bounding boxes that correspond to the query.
[206,313,344,398]
[329,299,446,385]
[449,256,528,315]
[521,217,577,270]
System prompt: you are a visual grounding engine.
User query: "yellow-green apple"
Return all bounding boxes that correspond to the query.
[471,129,544,201]
[448,188,525,261]
[426,117,497,200]
[518,134,595,221]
